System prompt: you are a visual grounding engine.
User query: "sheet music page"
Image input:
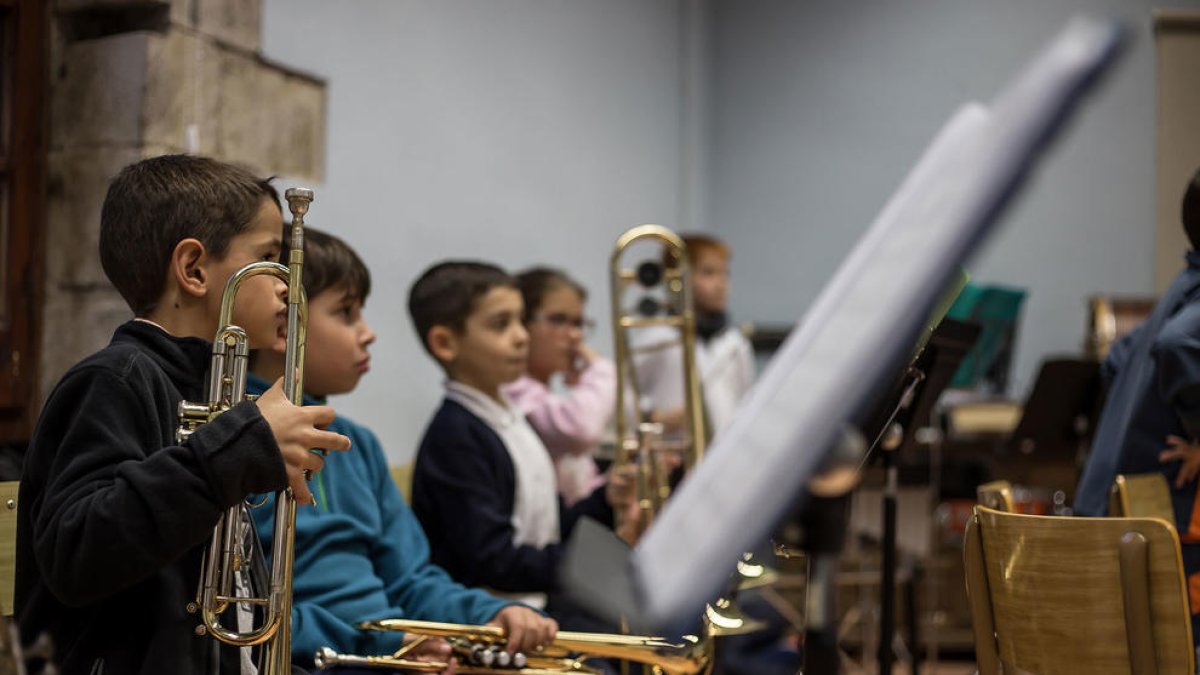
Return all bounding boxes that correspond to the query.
[628,17,1122,626]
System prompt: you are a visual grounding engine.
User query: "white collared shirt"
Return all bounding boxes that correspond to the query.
[631,325,755,436]
[444,380,559,608]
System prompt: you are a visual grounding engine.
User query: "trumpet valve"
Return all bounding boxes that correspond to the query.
[176,400,221,443]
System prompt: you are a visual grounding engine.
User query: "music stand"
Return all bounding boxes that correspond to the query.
[562,20,1124,671]
[1008,358,1103,462]
[859,318,979,673]
[946,285,1028,394]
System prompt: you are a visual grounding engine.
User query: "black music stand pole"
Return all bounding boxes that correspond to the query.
[873,373,924,675]
[879,440,898,674]
[799,492,852,674]
[868,319,978,674]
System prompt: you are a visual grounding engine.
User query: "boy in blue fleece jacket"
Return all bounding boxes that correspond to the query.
[250,229,555,672]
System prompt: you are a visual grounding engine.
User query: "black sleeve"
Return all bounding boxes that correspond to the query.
[27,368,287,606]
[559,484,615,540]
[413,419,562,593]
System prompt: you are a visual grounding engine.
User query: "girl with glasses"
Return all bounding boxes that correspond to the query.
[502,267,616,506]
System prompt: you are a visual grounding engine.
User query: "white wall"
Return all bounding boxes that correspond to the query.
[261,0,689,463]
[707,0,1200,398]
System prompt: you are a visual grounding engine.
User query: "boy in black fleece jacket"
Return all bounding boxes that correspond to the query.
[407,261,634,628]
[15,155,350,675]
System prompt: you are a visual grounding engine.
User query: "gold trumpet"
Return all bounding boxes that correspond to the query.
[609,225,706,538]
[313,618,715,675]
[176,187,313,674]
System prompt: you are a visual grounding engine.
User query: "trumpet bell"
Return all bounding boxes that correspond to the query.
[735,552,779,591]
[704,598,768,638]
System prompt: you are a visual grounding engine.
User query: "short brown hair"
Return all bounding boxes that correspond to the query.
[407,261,516,357]
[515,267,586,323]
[99,154,280,316]
[663,233,730,269]
[294,227,371,303]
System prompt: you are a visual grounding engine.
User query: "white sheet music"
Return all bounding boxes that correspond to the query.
[628,17,1122,626]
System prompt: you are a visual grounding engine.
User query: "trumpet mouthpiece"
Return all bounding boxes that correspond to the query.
[284,188,314,217]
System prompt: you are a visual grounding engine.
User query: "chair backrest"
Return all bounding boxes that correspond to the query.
[1111,473,1176,525]
[964,505,1194,675]
[0,482,17,616]
[976,480,1014,512]
[389,464,413,503]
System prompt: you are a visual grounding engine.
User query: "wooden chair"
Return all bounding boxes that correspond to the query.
[0,482,17,616]
[1111,473,1176,525]
[976,480,1015,512]
[389,464,414,504]
[964,505,1194,675]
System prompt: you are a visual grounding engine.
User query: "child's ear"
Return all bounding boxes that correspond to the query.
[427,325,458,364]
[170,238,208,298]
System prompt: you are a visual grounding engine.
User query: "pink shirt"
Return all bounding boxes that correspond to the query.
[502,357,617,505]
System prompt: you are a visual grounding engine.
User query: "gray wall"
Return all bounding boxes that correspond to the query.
[708,0,1200,398]
[263,0,1192,464]
[261,0,690,464]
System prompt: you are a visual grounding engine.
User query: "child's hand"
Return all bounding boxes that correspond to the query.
[605,464,637,510]
[606,464,642,544]
[487,606,557,657]
[255,378,351,505]
[400,634,457,674]
[650,406,686,433]
[1159,434,1200,488]
[565,344,598,386]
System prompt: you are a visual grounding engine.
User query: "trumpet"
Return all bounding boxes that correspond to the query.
[311,618,715,675]
[176,187,313,674]
[610,225,706,538]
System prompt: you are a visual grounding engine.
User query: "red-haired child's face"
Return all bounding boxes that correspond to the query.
[691,250,729,314]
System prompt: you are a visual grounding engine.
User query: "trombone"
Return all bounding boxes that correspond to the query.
[610,225,706,538]
[609,225,769,638]
[176,187,313,674]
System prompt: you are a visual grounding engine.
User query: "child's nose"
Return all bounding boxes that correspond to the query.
[362,324,377,346]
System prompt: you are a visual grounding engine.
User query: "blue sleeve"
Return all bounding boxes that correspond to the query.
[362,427,513,625]
[1153,302,1200,439]
[413,416,563,593]
[290,602,365,666]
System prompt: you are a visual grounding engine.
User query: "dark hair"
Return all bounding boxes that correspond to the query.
[1185,167,1200,250]
[515,267,587,323]
[99,154,281,316]
[407,261,517,357]
[293,227,371,302]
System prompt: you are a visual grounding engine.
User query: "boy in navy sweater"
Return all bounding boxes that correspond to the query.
[407,262,634,620]
[15,155,350,674]
[248,230,554,672]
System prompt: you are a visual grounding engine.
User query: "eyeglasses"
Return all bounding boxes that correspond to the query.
[531,313,595,334]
